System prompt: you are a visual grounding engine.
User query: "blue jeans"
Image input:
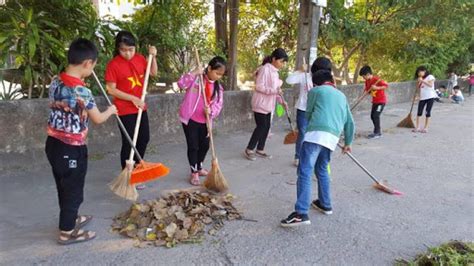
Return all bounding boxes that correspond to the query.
[295,109,308,160]
[295,141,332,215]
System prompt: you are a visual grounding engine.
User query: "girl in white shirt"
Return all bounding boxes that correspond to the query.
[414,66,437,133]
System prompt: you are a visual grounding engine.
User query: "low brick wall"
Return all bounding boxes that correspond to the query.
[0,79,459,169]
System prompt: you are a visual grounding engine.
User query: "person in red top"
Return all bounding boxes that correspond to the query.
[359,65,388,139]
[105,31,158,176]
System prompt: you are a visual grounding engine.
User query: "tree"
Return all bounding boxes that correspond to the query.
[0,0,98,98]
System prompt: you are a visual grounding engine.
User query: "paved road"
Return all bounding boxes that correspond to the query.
[1,98,472,265]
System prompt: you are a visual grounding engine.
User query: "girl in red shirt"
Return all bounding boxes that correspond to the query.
[105,31,158,172]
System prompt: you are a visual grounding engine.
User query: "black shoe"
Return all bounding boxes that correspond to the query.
[367,133,382,139]
[280,212,311,227]
[311,200,333,215]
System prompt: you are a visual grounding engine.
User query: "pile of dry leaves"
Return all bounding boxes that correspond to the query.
[111,190,242,248]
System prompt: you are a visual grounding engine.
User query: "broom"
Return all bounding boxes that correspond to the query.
[350,78,384,112]
[397,82,419,128]
[92,71,169,201]
[337,143,402,195]
[282,93,298,144]
[194,48,229,193]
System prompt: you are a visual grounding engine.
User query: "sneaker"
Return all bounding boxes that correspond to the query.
[293,159,299,167]
[197,169,209,177]
[280,212,311,227]
[367,133,382,139]
[256,151,272,159]
[311,200,333,215]
[244,149,256,161]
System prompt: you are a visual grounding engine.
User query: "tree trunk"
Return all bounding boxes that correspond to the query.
[295,0,312,71]
[214,0,228,55]
[352,47,365,84]
[227,0,239,90]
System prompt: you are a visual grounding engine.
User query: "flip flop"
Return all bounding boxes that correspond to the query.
[75,215,92,229]
[57,229,96,245]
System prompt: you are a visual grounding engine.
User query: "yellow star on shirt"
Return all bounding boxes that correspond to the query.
[127,76,142,89]
[370,90,377,97]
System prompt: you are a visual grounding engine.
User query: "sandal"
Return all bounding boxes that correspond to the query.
[244,149,256,161]
[420,128,428,133]
[189,173,200,186]
[256,151,273,159]
[75,215,92,229]
[412,128,420,133]
[57,229,96,245]
[197,169,209,177]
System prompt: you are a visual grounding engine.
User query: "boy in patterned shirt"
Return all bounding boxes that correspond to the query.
[45,38,117,245]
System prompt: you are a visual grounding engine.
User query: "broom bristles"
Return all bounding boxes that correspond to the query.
[373,183,403,196]
[283,131,298,145]
[130,161,170,184]
[109,164,138,201]
[396,114,415,128]
[203,159,229,193]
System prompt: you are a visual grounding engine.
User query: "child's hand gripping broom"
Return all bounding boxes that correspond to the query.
[91,59,169,201]
[396,82,419,128]
[194,48,229,193]
[350,78,384,112]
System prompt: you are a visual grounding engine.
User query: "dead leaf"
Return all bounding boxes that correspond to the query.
[164,222,177,238]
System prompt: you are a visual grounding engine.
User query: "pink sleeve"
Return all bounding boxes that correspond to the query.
[210,84,224,119]
[177,72,197,91]
[255,67,274,95]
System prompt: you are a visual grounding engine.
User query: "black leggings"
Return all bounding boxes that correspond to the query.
[417,98,435,117]
[247,112,271,151]
[45,136,88,231]
[118,111,150,169]
[370,103,385,134]
[182,120,209,173]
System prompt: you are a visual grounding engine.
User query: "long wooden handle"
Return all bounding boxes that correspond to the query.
[92,71,143,162]
[128,53,154,162]
[194,47,217,160]
[408,82,420,114]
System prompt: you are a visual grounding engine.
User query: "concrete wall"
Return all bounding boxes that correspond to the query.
[0,79,459,170]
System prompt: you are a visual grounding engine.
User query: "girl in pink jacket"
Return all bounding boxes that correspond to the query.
[178,56,226,185]
[245,48,288,161]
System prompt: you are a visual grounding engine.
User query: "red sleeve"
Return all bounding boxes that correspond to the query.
[104,60,117,83]
[364,80,370,92]
[378,78,388,88]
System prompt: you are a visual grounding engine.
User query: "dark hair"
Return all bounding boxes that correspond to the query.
[359,65,372,76]
[114,31,137,56]
[439,85,446,89]
[67,38,98,65]
[262,48,288,65]
[204,56,226,101]
[453,85,460,90]
[311,56,332,73]
[312,70,334,85]
[414,66,430,79]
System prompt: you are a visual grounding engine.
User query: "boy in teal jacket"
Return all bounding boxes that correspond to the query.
[281,69,355,227]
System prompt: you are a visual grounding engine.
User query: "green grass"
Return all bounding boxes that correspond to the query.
[396,241,474,266]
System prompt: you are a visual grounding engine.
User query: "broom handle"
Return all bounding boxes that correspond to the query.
[337,143,381,185]
[408,82,420,114]
[128,54,154,163]
[194,48,217,159]
[91,71,144,162]
[279,93,295,132]
[351,78,383,111]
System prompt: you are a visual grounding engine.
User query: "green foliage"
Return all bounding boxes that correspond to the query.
[0,0,98,98]
[396,241,474,266]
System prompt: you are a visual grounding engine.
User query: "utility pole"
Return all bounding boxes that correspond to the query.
[295,0,326,70]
